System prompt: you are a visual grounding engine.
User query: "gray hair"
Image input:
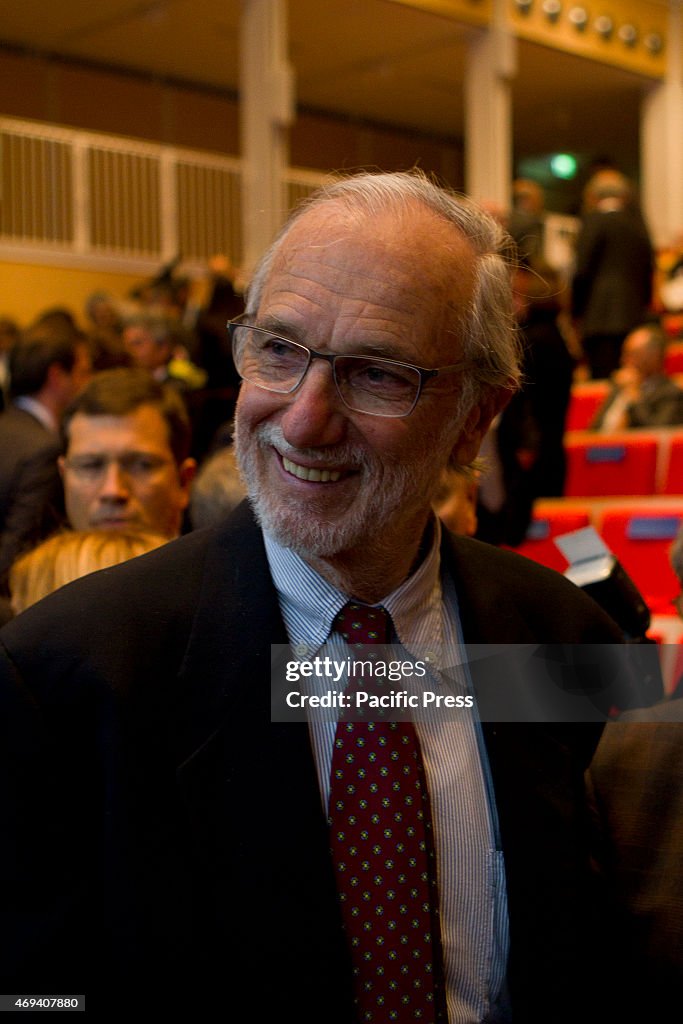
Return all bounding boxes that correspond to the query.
[634,322,667,361]
[245,170,521,417]
[123,313,173,346]
[189,446,247,530]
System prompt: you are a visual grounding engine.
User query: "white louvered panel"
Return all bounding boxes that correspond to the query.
[176,156,242,265]
[0,129,73,243]
[88,145,161,257]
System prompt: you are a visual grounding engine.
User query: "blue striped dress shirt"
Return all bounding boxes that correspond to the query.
[264,520,511,1023]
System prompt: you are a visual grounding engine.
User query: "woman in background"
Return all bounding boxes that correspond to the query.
[9,529,167,615]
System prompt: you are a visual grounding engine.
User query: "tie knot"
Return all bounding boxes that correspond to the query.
[334,601,391,646]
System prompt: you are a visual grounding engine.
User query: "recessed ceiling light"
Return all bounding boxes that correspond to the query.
[618,23,638,47]
[568,6,588,31]
[594,16,613,40]
[542,0,562,24]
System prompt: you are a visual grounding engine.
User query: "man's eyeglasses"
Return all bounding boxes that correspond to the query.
[227,316,470,418]
[63,453,173,481]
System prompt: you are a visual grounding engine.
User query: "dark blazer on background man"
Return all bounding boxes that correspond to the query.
[591,373,683,429]
[571,208,653,342]
[0,405,64,580]
[0,502,628,1021]
[587,699,683,1016]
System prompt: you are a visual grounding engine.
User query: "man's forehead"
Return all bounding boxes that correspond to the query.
[626,330,651,352]
[262,200,477,319]
[277,199,472,260]
[67,406,172,449]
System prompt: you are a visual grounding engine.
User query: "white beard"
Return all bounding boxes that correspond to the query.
[234,419,439,561]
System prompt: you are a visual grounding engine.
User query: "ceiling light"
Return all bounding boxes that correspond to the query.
[594,16,613,40]
[644,32,663,55]
[542,0,562,23]
[550,153,578,179]
[618,23,638,47]
[568,6,588,30]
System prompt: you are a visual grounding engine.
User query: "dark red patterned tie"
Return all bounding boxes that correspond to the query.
[328,602,446,1024]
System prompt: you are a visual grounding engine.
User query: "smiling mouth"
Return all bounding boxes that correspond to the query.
[282,455,343,483]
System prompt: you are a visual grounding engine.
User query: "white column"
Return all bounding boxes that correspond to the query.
[240,0,295,275]
[463,0,516,210]
[641,0,683,247]
[71,136,89,255]
[159,147,179,262]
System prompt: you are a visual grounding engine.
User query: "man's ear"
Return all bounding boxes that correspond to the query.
[57,454,66,481]
[449,386,512,467]
[178,457,197,495]
[46,361,68,393]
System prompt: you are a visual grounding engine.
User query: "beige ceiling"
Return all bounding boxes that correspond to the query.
[0,0,650,174]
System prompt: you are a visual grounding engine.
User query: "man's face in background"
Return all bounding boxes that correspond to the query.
[60,403,195,537]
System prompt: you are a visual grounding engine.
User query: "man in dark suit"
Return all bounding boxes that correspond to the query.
[591,322,683,430]
[1,172,631,1022]
[571,170,654,380]
[0,322,92,582]
[587,698,683,1016]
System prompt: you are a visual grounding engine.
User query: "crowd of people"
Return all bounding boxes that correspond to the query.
[0,258,250,622]
[0,168,681,1019]
[474,167,683,547]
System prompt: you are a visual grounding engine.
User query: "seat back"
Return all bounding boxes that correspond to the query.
[662,434,683,494]
[565,381,610,431]
[510,508,592,572]
[664,341,683,376]
[597,507,683,614]
[564,436,659,496]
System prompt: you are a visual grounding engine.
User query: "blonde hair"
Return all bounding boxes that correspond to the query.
[9,529,168,614]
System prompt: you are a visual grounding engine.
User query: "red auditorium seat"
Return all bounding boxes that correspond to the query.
[597,507,683,615]
[664,341,683,376]
[662,434,683,494]
[565,381,610,432]
[508,507,591,573]
[564,436,658,497]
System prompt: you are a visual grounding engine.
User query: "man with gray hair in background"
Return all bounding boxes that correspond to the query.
[1,171,625,1021]
[591,321,683,430]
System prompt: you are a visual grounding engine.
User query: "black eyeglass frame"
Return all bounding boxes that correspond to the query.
[227,315,471,418]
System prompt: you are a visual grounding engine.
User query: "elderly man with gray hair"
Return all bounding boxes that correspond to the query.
[1,170,626,1021]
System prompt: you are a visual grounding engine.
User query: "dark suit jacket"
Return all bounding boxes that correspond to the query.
[571,208,653,339]
[0,405,64,582]
[587,700,683,1016]
[0,503,628,1021]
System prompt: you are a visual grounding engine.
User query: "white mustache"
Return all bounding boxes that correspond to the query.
[254,423,368,470]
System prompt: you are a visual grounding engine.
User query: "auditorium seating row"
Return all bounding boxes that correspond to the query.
[511,496,683,618]
[566,359,683,433]
[664,339,683,376]
[561,428,683,497]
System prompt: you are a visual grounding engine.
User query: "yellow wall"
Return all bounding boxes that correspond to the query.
[0,260,146,328]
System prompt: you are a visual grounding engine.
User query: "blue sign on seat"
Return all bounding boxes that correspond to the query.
[526,519,551,541]
[586,445,626,464]
[626,515,682,541]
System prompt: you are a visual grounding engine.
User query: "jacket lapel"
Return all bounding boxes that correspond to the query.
[173,504,355,1019]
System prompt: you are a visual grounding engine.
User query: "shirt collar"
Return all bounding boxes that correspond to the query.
[13,395,59,433]
[264,517,444,653]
